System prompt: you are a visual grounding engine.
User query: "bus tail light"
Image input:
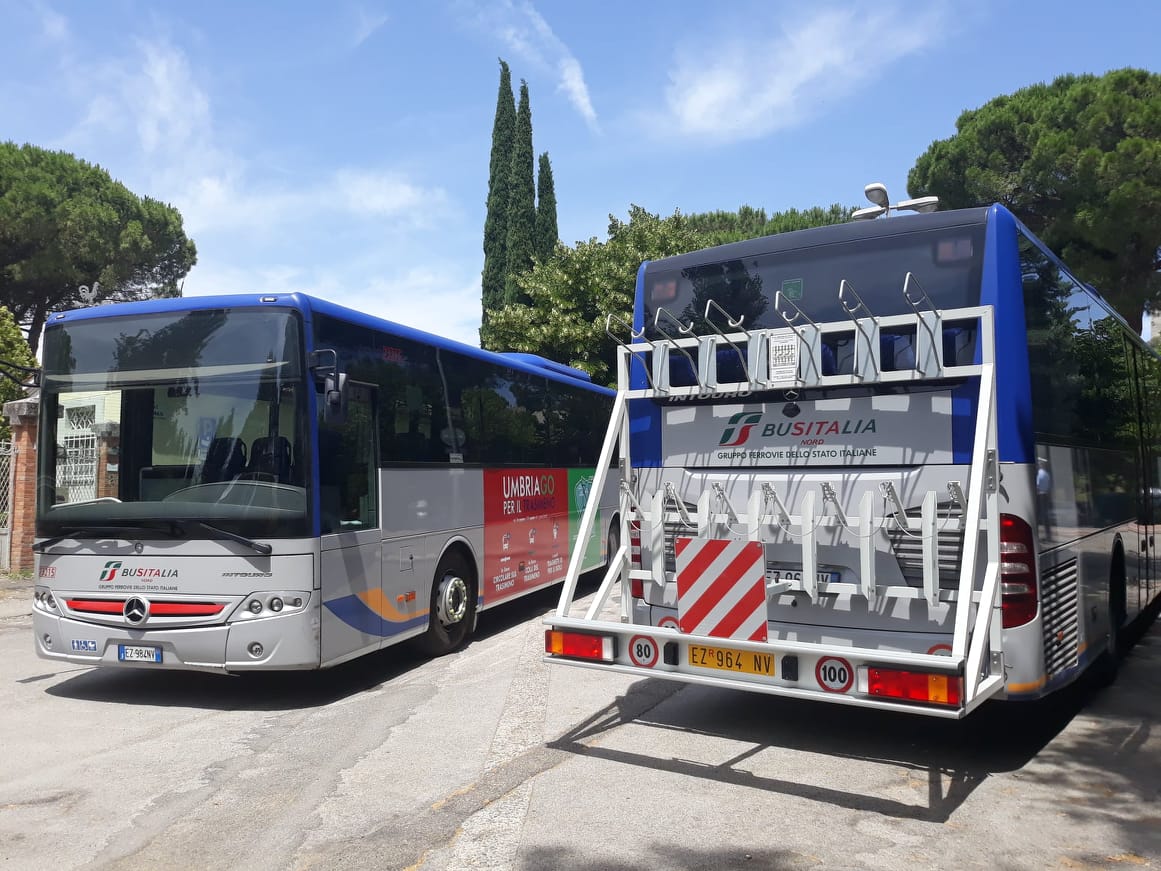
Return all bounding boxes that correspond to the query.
[999,513,1038,628]
[545,629,615,663]
[866,667,962,706]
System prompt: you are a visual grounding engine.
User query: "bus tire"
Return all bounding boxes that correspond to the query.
[418,550,476,657]
[1091,550,1127,688]
[606,516,620,568]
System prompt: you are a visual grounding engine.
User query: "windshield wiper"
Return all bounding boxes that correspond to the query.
[34,522,183,552]
[186,520,273,555]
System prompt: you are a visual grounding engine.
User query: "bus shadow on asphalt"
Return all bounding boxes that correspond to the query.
[41,572,606,712]
[548,623,1161,825]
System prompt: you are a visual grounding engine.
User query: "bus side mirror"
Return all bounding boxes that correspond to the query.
[324,372,348,425]
[310,348,348,424]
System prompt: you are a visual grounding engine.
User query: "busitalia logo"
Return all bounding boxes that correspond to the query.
[719,412,763,447]
[99,561,122,582]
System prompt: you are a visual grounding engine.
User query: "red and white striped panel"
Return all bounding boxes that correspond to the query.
[674,537,767,642]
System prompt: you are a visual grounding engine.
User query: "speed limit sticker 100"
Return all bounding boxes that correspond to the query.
[815,656,854,693]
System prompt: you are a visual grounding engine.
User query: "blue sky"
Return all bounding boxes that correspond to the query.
[2,0,1158,347]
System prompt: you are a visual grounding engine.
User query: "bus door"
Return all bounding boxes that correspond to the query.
[318,381,383,663]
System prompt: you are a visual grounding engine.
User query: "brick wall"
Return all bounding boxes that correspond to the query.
[6,397,38,575]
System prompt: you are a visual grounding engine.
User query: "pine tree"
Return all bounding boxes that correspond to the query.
[481,59,515,336]
[534,152,558,263]
[503,79,536,307]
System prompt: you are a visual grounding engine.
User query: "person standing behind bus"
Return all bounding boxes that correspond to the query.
[1036,459,1053,536]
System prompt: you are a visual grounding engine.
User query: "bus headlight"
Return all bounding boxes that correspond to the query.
[34,587,59,612]
[228,592,311,621]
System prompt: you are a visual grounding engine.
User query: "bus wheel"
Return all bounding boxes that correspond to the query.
[606,518,620,567]
[1091,555,1126,688]
[418,551,476,656]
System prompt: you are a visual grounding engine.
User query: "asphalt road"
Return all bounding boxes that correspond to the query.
[1,575,1158,871]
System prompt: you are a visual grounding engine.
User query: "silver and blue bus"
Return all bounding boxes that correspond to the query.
[547,204,1160,716]
[32,293,617,671]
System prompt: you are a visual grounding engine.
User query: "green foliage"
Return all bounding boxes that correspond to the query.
[534,152,558,264]
[484,205,706,385]
[0,142,196,355]
[908,69,1161,332]
[503,80,537,309]
[0,305,35,438]
[683,203,852,247]
[481,59,515,336]
[483,202,856,385]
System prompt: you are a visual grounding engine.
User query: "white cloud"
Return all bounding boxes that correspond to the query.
[663,5,947,144]
[176,169,448,237]
[133,42,214,156]
[341,269,483,347]
[335,169,439,218]
[183,261,483,347]
[350,7,389,48]
[465,0,599,131]
[35,2,69,42]
[40,23,475,344]
[53,35,450,237]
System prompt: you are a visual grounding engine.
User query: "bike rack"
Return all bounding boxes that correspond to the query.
[553,275,1006,714]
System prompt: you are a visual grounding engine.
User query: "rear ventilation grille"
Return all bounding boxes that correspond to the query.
[885,502,966,589]
[1041,557,1079,679]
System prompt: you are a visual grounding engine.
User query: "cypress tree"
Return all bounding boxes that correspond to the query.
[504,79,536,306]
[481,59,515,335]
[534,152,558,263]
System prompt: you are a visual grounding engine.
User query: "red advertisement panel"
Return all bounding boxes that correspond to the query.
[483,468,570,603]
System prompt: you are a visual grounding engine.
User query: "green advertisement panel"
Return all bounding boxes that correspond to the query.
[568,468,602,571]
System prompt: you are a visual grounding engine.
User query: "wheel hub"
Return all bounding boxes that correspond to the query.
[436,573,469,626]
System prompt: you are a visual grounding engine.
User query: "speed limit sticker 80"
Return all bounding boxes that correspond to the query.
[815,656,854,693]
[628,635,658,668]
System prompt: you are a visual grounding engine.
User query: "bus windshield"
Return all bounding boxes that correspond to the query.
[37,308,310,541]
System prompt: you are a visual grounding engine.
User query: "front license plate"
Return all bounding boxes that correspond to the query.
[118,644,162,663]
[688,644,776,677]
[771,569,839,584]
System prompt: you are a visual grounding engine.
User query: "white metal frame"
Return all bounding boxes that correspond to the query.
[551,276,1007,717]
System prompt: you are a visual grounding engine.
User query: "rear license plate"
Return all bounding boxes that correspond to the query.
[770,569,839,584]
[118,644,162,663]
[688,644,776,677]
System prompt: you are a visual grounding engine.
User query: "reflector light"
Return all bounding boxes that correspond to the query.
[867,667,963,706]
[544,629,615,662]
[629,519,642,568]
[630,577,644,599]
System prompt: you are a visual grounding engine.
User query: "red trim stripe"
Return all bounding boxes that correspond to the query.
[65,599,225,617]
[65,599,123,613]
[150,603,225,616]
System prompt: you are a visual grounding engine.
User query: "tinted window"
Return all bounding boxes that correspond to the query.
[314,315,612,467]
[643,225,985,337]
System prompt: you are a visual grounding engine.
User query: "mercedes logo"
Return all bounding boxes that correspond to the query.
[123,597,149,625]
